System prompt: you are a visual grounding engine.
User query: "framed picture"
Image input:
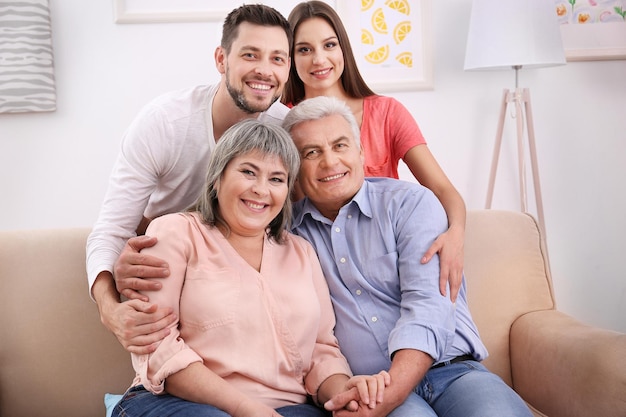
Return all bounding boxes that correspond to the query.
[113,0,231,24]
[336,0,433,92]
[0,0,56,113]
[555,0,626,61]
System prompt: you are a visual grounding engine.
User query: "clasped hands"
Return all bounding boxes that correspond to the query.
[325,371,391,416]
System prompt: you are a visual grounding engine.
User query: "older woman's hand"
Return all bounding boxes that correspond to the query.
[324,370,391,412]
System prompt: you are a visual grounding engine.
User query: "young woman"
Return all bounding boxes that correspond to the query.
[111,120,388,417]
[283,1,466,300]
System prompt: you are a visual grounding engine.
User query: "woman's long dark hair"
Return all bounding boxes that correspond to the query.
[282,1,375,105]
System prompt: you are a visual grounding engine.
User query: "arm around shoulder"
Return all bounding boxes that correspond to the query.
[92,268,175,354]
[404,145,466,302]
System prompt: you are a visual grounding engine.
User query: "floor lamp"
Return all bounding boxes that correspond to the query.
[464,0,566,235]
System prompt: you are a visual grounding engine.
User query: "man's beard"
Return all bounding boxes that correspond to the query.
[225,70,280,114]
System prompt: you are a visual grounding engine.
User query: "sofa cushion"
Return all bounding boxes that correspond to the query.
[464,210,555,386]
[0,228,134,417]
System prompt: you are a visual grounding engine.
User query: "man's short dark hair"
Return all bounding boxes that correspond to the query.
[221,4,292,54]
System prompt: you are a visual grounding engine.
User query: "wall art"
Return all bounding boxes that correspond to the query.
[336,0,433,92]
[555,0,626,61]
[0,0,56,114]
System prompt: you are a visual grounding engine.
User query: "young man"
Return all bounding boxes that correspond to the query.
[86,4,292,353]
[281,96,533,417]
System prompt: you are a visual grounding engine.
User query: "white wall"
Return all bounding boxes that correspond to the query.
[1,0,624,333]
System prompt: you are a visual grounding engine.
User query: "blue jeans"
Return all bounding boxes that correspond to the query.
[389,361,533,417]
[112,386,330,417]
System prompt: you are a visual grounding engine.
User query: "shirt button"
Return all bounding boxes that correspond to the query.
[356,289,362,295]
[340,258,346,263]
[335,227,341,233]
[371,316,378,322]
[347,214,352,219]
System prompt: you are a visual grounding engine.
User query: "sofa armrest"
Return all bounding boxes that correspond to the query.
[510,310,626,417]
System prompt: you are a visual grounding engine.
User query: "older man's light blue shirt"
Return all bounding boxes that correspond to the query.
[292,178,487,376]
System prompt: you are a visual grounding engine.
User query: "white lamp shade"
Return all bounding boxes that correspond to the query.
[464,0,566,70]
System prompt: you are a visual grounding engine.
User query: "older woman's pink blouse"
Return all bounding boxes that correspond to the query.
[130,212,351,408]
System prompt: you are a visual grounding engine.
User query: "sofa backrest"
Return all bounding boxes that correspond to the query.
[464,210,555,386]
[0,228,133,417]
[0,210,557,416]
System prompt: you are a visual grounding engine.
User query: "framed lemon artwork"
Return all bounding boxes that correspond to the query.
[336,0,433,92]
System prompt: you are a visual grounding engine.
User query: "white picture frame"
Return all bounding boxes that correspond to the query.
[113,0,231,24]
[335,0,433,92]
[560,22,626,61]
[555,0,626,61]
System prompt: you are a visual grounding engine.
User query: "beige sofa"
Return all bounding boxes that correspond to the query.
[1,210,624,417]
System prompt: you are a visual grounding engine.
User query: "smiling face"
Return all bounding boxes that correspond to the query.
[290,114,364,220]
[216,150,289,238]
[217,22,290,114]
[293,17,345,97]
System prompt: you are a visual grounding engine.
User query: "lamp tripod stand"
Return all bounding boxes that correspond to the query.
[485,66,546,234]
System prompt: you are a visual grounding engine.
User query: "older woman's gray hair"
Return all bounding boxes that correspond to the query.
[282,96,361,146]
[190,119,300,243]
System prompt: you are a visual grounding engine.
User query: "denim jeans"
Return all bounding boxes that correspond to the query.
[112,386,331,417]
[389,360,533,417]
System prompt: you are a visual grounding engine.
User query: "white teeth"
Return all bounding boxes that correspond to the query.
[246,201,266,209]
[312,69,330,75]
[249,83,271,90]
[320,173,344,182]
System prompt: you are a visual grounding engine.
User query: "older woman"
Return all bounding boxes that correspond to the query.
[111,119,388,417]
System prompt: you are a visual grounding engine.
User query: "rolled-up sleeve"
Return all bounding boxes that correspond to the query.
[132,333,203,394]
[387,191,456,362]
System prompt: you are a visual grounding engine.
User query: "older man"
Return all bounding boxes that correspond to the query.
[282,96,532,417]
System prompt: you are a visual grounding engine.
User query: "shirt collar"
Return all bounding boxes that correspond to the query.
[292,180,373,228]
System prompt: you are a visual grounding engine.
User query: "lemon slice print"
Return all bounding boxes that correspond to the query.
[365,44,390,64]
[361,0,375,12]
[385,0,410,16]
[371,8,388,34]
[393,21,411,44]
[361,28,375,45]
[396,52,413,68]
